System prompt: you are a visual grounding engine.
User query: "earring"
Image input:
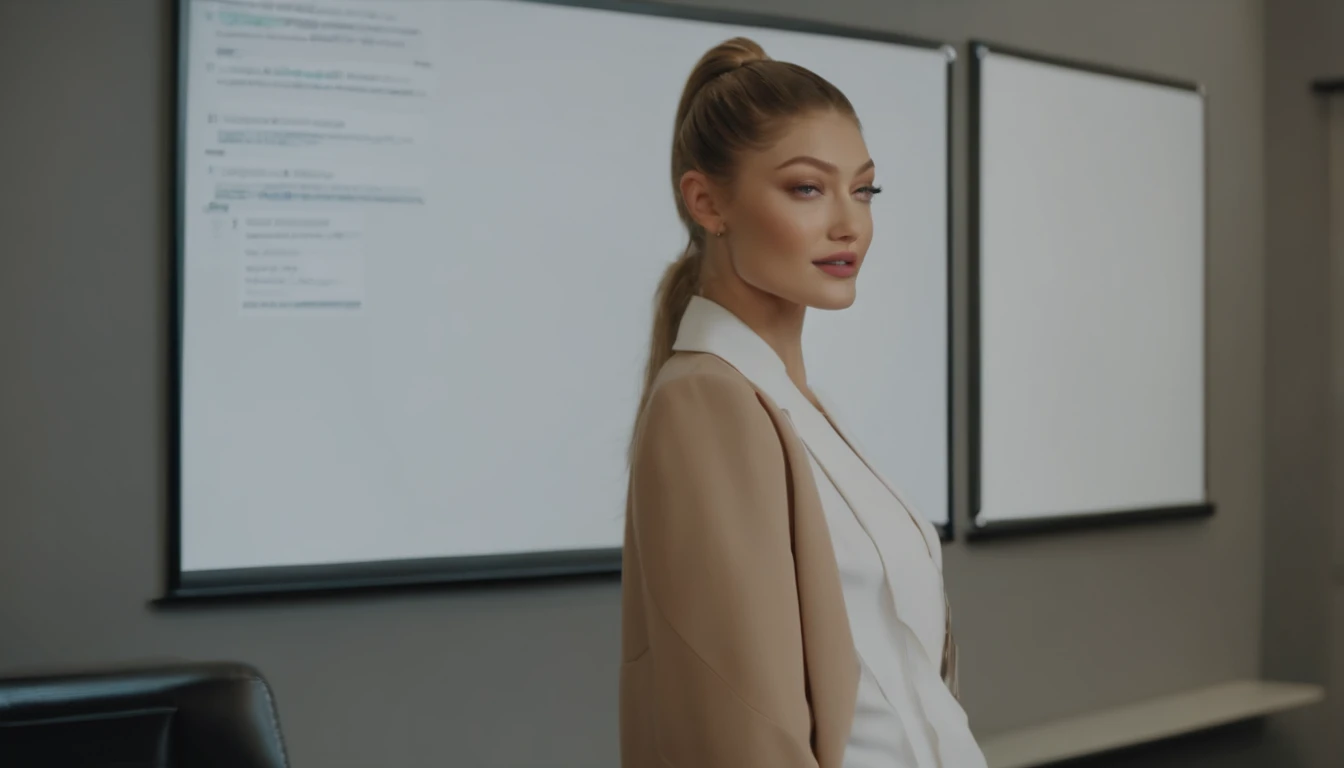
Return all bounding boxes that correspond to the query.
[716,226,726,238]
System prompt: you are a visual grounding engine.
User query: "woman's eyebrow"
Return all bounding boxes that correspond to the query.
[774,156,876,176]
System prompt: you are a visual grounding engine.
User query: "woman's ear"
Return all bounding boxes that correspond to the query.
[679,170,727,236]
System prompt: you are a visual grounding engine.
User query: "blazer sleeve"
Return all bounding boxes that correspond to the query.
[628,367,818,768]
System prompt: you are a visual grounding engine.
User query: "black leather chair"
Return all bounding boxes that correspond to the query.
[0,660,289,767]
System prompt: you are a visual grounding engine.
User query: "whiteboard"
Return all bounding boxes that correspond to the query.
[970,41,1208,533]
[173,0,953,595]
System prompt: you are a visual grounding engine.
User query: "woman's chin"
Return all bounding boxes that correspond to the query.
[806,284,858,311]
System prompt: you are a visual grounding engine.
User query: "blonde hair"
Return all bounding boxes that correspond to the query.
[630,37,858,454]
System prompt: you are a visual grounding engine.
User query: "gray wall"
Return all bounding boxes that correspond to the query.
[1264,1,1344,767]
[0,0,1289,766]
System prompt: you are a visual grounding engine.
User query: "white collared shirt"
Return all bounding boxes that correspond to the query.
[673,296,986,768]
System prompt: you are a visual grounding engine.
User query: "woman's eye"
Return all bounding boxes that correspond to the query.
[855,184,883,202]
[792,184,822,197]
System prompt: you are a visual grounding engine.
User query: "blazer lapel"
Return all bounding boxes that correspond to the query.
[816,392,958,693]
[762,397,858,768]
[672,297,804,408]
[812,392,939,561]
[673,298,858,766]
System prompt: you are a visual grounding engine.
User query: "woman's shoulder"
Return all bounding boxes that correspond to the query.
[656,349,744,382]
[631,350,792,512]
[649,351,767,411]
[638,351,781,443]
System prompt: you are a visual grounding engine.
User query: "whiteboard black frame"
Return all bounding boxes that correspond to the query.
[965,40,1215,542]
[161,0,957,603]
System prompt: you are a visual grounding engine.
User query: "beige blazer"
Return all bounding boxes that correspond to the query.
[619,350,959,768]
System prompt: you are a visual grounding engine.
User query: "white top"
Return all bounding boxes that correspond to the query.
[674,296,986,768]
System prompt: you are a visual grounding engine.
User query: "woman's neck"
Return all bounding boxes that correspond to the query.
[700,281,813,402]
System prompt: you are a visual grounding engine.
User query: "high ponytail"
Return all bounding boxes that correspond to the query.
[628,36,857,458]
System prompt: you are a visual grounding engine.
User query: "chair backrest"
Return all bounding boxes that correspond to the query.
[0,660,290,768]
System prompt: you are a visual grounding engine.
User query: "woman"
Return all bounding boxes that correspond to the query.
[619,37,986,768]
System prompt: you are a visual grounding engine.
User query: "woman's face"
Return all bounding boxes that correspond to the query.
[707,109,879,311]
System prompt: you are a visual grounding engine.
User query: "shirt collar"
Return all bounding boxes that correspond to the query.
[672,296,810,414]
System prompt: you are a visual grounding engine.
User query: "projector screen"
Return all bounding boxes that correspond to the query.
[968,41,1211,535]
[171,0,954,597]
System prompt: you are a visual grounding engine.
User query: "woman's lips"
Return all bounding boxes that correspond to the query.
[813,251,858,278]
